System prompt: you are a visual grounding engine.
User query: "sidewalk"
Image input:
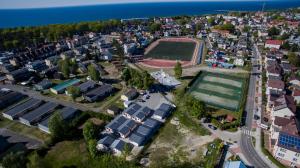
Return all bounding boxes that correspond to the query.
[252,45,278,168]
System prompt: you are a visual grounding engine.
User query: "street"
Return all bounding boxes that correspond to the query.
[239,44,273,168]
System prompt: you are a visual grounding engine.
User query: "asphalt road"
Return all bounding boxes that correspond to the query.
[239,45,270,168]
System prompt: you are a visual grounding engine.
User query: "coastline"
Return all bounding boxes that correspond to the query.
[0,1,299,28]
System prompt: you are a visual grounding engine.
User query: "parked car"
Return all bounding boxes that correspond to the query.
[208,124,217,130]
[254,115,260,120]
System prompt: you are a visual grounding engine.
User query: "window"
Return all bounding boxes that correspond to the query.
[280,148,287,153]
[277,153,285,157]
[296,153,300,157]
[293,158,298,162]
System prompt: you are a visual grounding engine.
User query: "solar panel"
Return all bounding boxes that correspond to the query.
[20,102,59,123]
[278,132,300,151]
[3,98,42,118]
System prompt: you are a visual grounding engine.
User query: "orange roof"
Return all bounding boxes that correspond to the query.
[266,40,283,46]
[226,114,236,122]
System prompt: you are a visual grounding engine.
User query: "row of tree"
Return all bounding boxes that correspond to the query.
[122,67,154,90]
[0,20,122,50]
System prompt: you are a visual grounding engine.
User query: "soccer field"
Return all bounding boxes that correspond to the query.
[189,72,246,111]
[145,41,196,61]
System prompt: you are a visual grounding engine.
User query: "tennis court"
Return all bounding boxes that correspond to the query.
[188,71,246,111]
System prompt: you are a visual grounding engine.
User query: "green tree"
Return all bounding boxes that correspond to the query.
[174,62,183,79]
[268,26,280,36]
[2,151,27,168]
[184,95,206,118]
[288,52,300,67]
[290,44,299,52]
[149,23,161,33]
[83,120,97,142]
[122,68,131,83]
[242,26,251,33]
[88,65,100,81]
[48,112,67,141]
[67,86,81,101]
[58,59,70,78]
[26,151,44,168]
[122,143,131,159]
[88,139,98,158]
[142,71,154,89]
[282,41,291,50]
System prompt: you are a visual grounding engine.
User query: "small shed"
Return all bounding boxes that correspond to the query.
[107,105,122,116]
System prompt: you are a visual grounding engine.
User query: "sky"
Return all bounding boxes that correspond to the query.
[0,0,270,9]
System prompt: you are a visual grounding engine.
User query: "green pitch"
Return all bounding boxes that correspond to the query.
[188,71,246,111]
[145,41,196,61]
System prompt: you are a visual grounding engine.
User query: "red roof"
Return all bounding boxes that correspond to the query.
[266,40,283,46]
[293,88,300,97]
[268,79,285,89]
[226,114,236,122]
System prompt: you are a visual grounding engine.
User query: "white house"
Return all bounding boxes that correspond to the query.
[233,58,245,66]
[293,88,300,104]
[270,96,296,121]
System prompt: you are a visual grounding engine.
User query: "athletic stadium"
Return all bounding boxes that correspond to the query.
[141,38,203,68]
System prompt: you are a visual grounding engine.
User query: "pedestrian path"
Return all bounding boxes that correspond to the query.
[242,128,254,137]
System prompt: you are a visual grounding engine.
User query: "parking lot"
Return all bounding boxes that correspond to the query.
[134,92,173,110]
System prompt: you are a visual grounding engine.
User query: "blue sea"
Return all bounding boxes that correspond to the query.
[0,0,300,28]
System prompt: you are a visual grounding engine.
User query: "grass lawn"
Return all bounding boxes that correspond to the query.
[0,116,50,142]
[42,140,90,168]
[175,110,210,136]
[39,140,138,168]
[145,41,196,61]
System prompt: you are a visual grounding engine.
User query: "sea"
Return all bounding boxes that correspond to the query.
[0,0,300,28]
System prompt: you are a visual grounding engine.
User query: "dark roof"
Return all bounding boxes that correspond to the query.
[78,80,96,92]
[36,79,52,87]
[106,122,121,131]
[136,125,152,137]
[110,139,126,151]
[98,135,115,147]
[85,84,113,98]
[124,89,138,99]
[140,106,152,116]
[107,105,121,113]
[143,118,161,128]
[118,126,131,136]
[0,91,24,102]
[129,133,145,146]
[118,119,137,131]
[131,103,142,111]
[154,109,168,118]
[60,107,79,120]
[3,98,42,118]
[133,111,146,121]
[39,106,78,128]
[124,108,136,116]
[20,102,59,123]
[158,103,172,112]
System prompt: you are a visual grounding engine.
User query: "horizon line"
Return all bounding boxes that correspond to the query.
[0,0,284,10]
